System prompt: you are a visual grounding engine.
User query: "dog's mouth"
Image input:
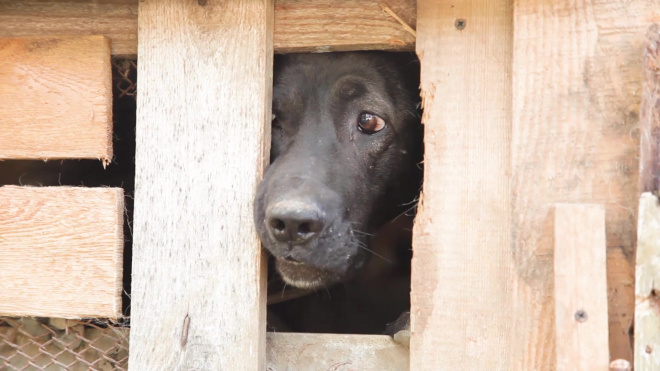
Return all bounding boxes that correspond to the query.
[275,258,338,289]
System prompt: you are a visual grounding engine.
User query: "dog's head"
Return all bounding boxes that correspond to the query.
[254,52,421,289]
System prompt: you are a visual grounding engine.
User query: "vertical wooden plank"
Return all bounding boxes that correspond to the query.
[129,0,273,369]
[635,193,660,370]
[639,24,660,195]
[554,204,609,371]
[410,1,513,369]
[513,1,660,366]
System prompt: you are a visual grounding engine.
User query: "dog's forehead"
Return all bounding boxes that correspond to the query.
[273,57,389,109]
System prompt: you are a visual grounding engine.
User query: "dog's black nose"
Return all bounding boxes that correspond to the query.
[266,201,325,245]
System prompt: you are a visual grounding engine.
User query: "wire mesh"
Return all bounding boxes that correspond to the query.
[0,317,129,371]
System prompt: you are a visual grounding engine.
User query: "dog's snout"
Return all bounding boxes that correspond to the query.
[266,201,325,245]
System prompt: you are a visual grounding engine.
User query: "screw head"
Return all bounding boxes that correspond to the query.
[455,18,466,30]
[574,309,588,322]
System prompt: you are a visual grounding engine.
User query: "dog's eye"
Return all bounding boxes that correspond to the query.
[357,113,385,134]
[272,114,281,129]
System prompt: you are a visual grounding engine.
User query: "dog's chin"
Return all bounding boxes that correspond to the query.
[275,259,342,289]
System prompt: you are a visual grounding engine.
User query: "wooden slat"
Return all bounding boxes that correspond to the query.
[128,0,272,369]
[512,2,660,366]
[640,24,660,194]
[266,333,408,370]
[0,35,112,163]
[0,186,123,319]
[274,0,415,53]
[554,204,609,371]
[635,193,660,369]
[410,1,513,369]
[0,0,415,55]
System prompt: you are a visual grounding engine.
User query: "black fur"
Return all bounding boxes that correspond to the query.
[254,51,422,290]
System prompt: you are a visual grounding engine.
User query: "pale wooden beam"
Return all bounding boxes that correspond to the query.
[0,35,112,163]
[266,333,408,370]
[128,0,272,369]
[0,0,415,56]
[554,204,609,371]
[410,0,514,369]
[0,186,123,319]
[635,24,660,371]
[511,1,660,365]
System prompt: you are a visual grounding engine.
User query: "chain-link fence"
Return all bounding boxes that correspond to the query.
[0,317,129,370]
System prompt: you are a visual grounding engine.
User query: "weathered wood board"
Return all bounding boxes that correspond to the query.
[0,0,415,55]
[0,186,124,318]
[512,1,660,366]
[410,0,514,369]
[266,333,408,370]
[129,0,272,369]
[554,204,609,371]
[0,35,112,163]
[634,193,660,370]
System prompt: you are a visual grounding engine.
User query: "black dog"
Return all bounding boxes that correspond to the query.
[254,52,422,331]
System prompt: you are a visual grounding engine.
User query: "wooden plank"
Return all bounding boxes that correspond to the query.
[128,0,272,369]
[266,333,409,370]
[0,186,123,318]
[274,0,415,53]
[0,35,112,163]
[640,24,660,194]
[0,1,137,56]
[634,193,660,370]
[410,1,513,370]
[0,0,415,55]
[512,2,660,367]
[554,204,609,371]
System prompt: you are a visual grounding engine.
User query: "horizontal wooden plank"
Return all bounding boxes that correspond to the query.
[0,186,124,319]
[266,333,409,370]
[0,35,113,162]
[554,204,609,371]
[0,0,415,55]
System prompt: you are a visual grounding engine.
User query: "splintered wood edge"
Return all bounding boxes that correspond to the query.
[266,333,409,370]
[0,186,124,319]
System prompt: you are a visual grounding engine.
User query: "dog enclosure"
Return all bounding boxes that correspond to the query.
[1,0,660,370]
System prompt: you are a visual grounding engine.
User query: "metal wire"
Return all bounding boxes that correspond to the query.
[0,317,129,370]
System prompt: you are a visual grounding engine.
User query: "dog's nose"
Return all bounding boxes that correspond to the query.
[266,201,325,245]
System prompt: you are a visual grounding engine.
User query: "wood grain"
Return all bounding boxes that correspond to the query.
[512,1,660,366]
[554,204,609,371]
[0,1,137,56]
[640,24,660,194]
[0,0,414,55]
[128,0,272,369]
[274,0,415,53]
[410,1,513,370]
[0,35,112,163]
[266,333,409,370]
[634,193,660,370]
[0,186,123,319]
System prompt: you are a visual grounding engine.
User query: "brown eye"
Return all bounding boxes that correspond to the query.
[272,114,281,129]
[357,113,386,134]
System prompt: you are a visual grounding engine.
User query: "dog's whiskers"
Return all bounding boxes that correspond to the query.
[350,241,392,264]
